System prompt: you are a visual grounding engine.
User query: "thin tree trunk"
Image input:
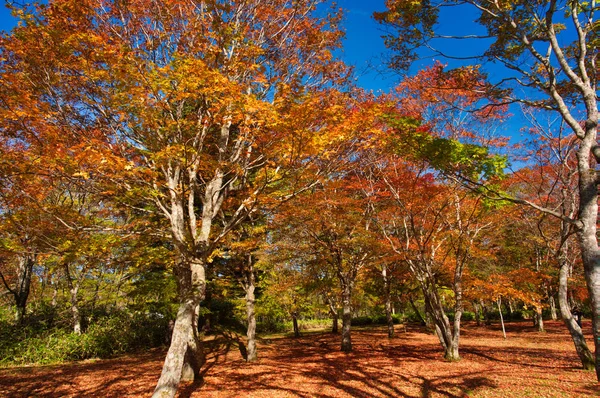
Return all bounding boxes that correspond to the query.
[498,296,506,340]
[549,295,558,321]
[558,254,595,370]
[51,280,58,307]
[535,306,545,332]
[326,296,339,334]
[332,313,339,333]
[292,314,300,338]
[0,254,35,325]
[481,299,491,325]
[382,264,394,338]
[244,259,257,362]
[473,301,481,326]
[64,264,82,335]
[408,295,426,326]
[70,285,81,335]
[153,258,205,398]
[341,282,353,352]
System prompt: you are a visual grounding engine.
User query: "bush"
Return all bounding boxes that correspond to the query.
[0,310,170,367]
[351,314,402,326]
[256,319,287,334]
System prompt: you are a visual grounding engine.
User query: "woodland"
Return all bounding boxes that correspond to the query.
[0,1,599,397]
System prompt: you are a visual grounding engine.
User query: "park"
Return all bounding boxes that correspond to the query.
[1,1,600,397]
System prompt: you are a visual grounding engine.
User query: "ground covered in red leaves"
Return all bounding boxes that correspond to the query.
[1,320,599,397]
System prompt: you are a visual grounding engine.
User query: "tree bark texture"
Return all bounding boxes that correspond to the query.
[558,253,595,370]
[64,263,82,335]
[498,297,507,340]
[576,127,600,380]
[326,296,339,334]
[0,254,35,325]
[535,306,544,332]
[292,314,300,338]
[473,301,481,326]
[382,264,394,338]
[244,263,257,362]
[341,282,353,352]
[549,295,558,321]
[153,258,205,398]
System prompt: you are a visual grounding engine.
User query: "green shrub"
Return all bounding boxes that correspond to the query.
[0,310,170,367]
[256,319,287,334]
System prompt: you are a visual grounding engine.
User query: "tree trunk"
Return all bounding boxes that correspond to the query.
[292,314,300,338]
[408,295,426,326]
[422,282,458,360]
[0,254,35,325]
[575,116,600,381]
[51,282,58,307]
[473,301,481,326]
[325,295,339,333]
[558,254,595,370]
[332,313,339,333]
[382,264,394,338]
[341,283,353,352]
[243,260,257,362]
[498,296,506,340]
[549,295,557,321]
[64,264,82,335]
[535,306,545,332]
[481,299,491,325]
[153,258,205,398]
[70,285,81,335]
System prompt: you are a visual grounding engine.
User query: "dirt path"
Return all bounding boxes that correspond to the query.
[1,321,598,397]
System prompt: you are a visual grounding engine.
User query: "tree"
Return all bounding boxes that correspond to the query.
[0,1,348,395]
[376,0,600,379]
[373,156,491,360]
[273,174,382,352]
[509,113,595,368]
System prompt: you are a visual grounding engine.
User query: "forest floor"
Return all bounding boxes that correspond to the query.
[0,320,599,397]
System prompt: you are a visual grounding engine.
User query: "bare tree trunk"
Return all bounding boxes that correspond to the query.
[153,258,205,398]
[558,254,595,370]
[382,264,394,338]
[535,306,545,332]
[70,285,81,335]
[292,314,300,338]
[548,295,557,321]
[332,313,339,333]
[473,301,481,326]
[498,296,506,340]
[326,296,338,333]
[64,264,82,335]
[408,295,426,326]
[422,283,458,360]
[480,299,491,325]
[340,282,353,352]
[0,254,35,325]
[51,280,58,307]
[574,110,600,381]
[244,260,257,362]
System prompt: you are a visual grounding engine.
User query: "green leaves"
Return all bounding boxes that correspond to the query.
[386,115,507,181]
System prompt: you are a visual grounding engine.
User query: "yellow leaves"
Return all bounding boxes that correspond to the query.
[72,171,90,179]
